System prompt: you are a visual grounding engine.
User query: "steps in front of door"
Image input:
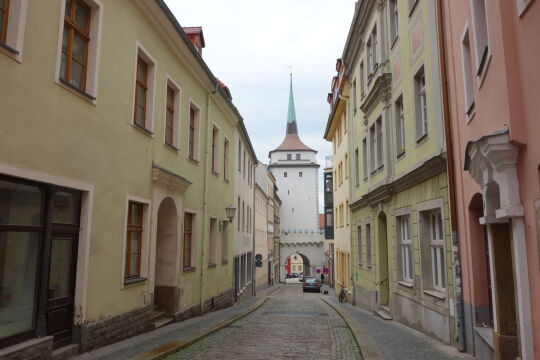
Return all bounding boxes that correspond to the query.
[153,310,174,329]
[51,344,79,360]
[374,306,393,320]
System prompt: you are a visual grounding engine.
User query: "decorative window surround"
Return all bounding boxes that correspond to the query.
[132,43,156,133]
[55,0,103,102]
[164,75,181,149]
[464,130,533,359]
[0,0,28,62]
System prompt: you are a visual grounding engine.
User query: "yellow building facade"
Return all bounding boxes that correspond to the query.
[0,0,256,356]
[341,0,456,345]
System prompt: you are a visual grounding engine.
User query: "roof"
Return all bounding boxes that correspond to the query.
[182,26,205,47]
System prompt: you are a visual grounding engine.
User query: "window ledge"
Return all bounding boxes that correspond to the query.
[397,280,414,288]
[415,133,428,145]
[208,263,217,268]
[57,78,97,104]
[396,150,406,159]
[211,170,220,177]
[222,260,228,265]
[164,143,180,152]
[188,156,200,165]
[123,277,147,286]
[133,123,154,137]
[0,42,19,56]
[409,0,419,17]
[183,266,196,273]
[423,289,446,300]
[390,35,399,50]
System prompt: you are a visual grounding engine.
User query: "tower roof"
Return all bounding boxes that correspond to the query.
[271,75,315,153]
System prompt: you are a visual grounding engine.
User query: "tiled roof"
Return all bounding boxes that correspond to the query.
[272,134,315,152]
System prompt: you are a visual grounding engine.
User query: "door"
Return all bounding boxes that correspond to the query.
[377,212,389,306]
[46,190,81,348]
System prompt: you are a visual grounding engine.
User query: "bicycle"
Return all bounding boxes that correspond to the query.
[338,283,346,303]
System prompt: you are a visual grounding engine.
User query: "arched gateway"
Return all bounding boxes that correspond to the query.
[269,75,325,283]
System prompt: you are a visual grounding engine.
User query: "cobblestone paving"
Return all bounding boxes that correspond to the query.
[166,284,362,360]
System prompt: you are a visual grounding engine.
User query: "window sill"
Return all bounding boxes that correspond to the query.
[133,123,154,137]
[208,263,217,268]
[188,156,200,165]
[222,260,228,265]
[224,178,230,183]
[466,102,476,124]
[164,143,180,152]
[409,0,419,17]
[183,266,196,273]
[415,133,428,145]
[390,35,399,50]
[0,42,19,56]
[123,277,147,286]
[423,289,446,301]
[397,280,414,288]
[211,170,220,177]
[56,78,97,104]
[396,150,406,159]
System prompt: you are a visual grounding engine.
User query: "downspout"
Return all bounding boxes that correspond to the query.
[436,0,466,352]
[338,92,354,303]
[251,163,257,296]
[199,83,218,315]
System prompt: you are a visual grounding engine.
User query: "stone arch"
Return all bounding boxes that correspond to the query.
[155,197,178,313]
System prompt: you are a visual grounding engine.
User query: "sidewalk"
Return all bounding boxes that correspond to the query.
[323,293,473,360]
[76,294,268,360]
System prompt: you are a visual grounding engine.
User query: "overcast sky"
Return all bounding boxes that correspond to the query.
[164,0,355,211]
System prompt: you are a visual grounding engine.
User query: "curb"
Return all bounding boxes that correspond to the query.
[321,297,385,360]
[131,297,269,360]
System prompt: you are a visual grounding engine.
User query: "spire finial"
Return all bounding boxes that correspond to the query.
[288,65,293,88]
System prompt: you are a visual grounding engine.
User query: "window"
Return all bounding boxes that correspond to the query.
[222,222,228,264]
[397,215,413,282]
[237,197,241,231]
[429,210,445,290]
[344,154,349,178]
[132,47,156,132]
[299,172,303,177]
[362,138,368,180]
[164,79,180,148]
[367,39,373,75]
[242,201,245,231]
[238,141,241,172]
[189,104,200,160]
[370,121,384,172]
[370,27,378,73]
[223,138,230,180]
[243,151,246,179]
[471,0,489,76]
[61,0,91,91]
[461,29,475,115]
[296,154,300,160]
[366,223,372,267]
[284,172,287,178]
[346,201,349,225]
[0,0,9,44]
[183,212,194,269]
[354,148,360,187]
[414,67,428,140]
[357,225,362,265]
[209,218,217,266]
[395,96,405,154]
[409,0,419,14]
[211,125,219,173]
[390,0,399,43]
[352,79,357,113]
[359,61,365,95]
[125,201,143,279]
[287,154,292,160]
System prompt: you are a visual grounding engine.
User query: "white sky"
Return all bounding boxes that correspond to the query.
[164,0,355,211]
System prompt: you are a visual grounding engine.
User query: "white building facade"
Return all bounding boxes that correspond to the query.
[268,79,325,282]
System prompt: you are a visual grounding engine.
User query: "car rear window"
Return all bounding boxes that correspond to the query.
[306,278,317,283]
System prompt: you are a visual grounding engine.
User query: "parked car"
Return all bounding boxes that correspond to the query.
[302,277,321,293]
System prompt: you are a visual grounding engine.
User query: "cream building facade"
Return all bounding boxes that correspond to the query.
[0,0,256,357]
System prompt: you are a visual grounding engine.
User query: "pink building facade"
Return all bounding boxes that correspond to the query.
[441,0,540,359]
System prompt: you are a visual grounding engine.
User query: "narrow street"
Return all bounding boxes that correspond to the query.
[165,284,361,360]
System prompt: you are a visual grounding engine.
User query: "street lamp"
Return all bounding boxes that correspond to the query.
[225,204,236,223]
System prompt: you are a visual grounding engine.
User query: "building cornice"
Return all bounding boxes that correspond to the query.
[360,73,392,116]
[268,163,320,169]
[350,154,447,211]
[152,163,192,193]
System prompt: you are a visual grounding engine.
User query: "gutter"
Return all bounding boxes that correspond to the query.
[436,0,466,352]
[153,0,258,164]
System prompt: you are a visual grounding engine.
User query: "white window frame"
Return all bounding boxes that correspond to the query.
[470,0,490,80]
[390,0,399,44]
[164,75,181,149]
[54,0,103,101]
[0,0,28,62]
[429,210,445,291]
[460,26,475,118]
[414,66,428,140]
[211,123,220,174]
[362,138,368,180]
[131,43,157,133]
[208,217,217,266]
[395,96,406,154]
[223,137,230,181]
[121,195,151,288]
[397,214,413,283]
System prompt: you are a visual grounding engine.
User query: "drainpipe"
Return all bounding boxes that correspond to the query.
[338,92,355,303]
[199,83,218,315]
[251,163,257,296]
[436,0,466,352]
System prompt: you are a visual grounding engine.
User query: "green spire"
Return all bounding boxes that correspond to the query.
[286,74,298,135]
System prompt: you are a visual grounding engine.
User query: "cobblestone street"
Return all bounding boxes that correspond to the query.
[165,285,362,360]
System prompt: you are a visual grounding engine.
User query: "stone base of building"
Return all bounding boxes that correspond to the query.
[0,336,53,360]
[203,289,234,313]
[174,303,202,322]
[79,305,154,352]
[236,284,254,304]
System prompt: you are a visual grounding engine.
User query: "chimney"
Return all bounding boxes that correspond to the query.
[182,27,205,56]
